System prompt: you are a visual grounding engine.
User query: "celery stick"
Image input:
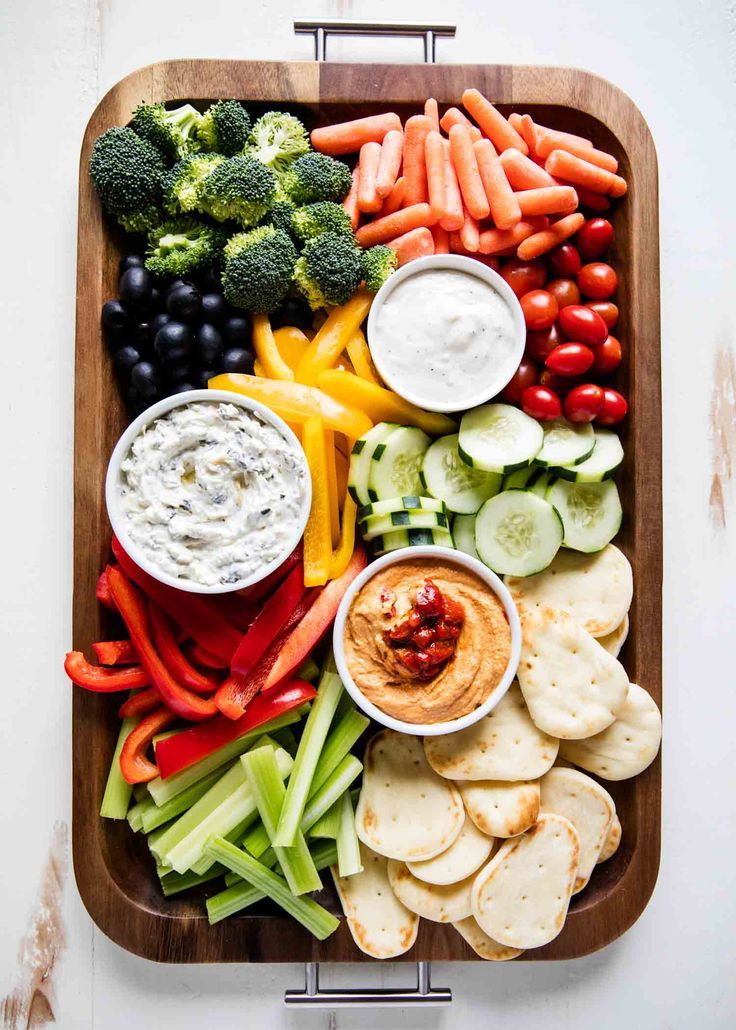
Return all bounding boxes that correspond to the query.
[188,813,258,876]
[224,846,278,887]
[100,715,139,820]
[204,837,339,938]
[301,755,362,833]
[308,799,341,840]
[133,783,150,803]
[160,864,227,897]
[336,790,363,877]
[296,655,320,682]
[243,822,271,860]
[310,709,368,794]
[215,839,337,917]
[140,769,222,834]
[274,667,344,846]
[126,798,151,832]
[241,748,321,895]
[272,726,298,756]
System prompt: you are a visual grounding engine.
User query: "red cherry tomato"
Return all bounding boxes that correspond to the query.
[521,290,559,331]
[500,259,547,298]
[575,218,614,261]
[596,388,628,425]
[593,335,623,375]
[585,300,619,330]
[547,242,581,278]
[539,369,577,396]
[526,323,564,363]
[546,278,581,309]
[521,385,562,421]
[557,305,608,347]
[563,383,605,423]
[501,357,539,405]
[546,342,595,377]
[578,262,618,300]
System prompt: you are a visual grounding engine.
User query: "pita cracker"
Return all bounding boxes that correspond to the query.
[407,816,494,885]
[459,779,540,838]
[387,860,474,922]
[539,767,615,892]
[598,614,629,657]
[597,813,622,863]
[453,916,523,961]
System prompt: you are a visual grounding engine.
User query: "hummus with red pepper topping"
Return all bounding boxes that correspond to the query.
[343,557,512,724]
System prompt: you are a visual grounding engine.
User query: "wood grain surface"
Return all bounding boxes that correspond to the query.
[73,59,661,964]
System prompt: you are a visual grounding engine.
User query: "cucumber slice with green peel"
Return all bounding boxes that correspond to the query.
[502,465,534,490]
[371,526,454,557]
[552,429,624,483]
[533,418,595,468]
[546,479,622,552]
[420,434,503,514]
[458,404,544,474]
[453,514,479,560]
[361,508,450,541]
[367,426,431,501]
[348,422,398,505]
[475,490,563,576]
[357,495,446,523]
[528,471,556,499]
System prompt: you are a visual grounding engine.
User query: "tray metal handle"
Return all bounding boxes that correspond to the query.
[284,961,452,1008]
[294,19,456,63]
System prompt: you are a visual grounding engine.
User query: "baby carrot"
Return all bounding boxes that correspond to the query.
[449,124,490,220]
[459,208,480,252]
[544,150,627,197]
[536,131,618,172]
[449,234,501,268]
[499,149,556,189]
[516,212,585,261]
[375,130,403,198]
[424,98,440,132]
[473,138,521,230]
[424,131,447,222]
[311,112,402,155]
[533,121,593,149]
[439,107,482,142]
[378,176,406,216]
[342,166,360,231]
[519,114,540,157]
[403,114,432,206]
[462,88,528,154]
[386,227,435,265]
[478,220,544,255]
[357,142,382,214]
[515,185,579,216]
[432,224,450,253]
[355,203,437,247]
[439,139,464,232]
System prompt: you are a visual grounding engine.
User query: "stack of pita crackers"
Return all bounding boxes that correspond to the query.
[332,544,661,959]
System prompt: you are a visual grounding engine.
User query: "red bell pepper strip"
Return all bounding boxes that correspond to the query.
[231,564,308,678]
[110,536,241,664]
[107,565,219,722]
[93,639,138,666]
[243,542,304,604]
[209,592,257,633]
[64,651,150,691]
[120,707,177,784]
[187,643,228,670]
[148,604,221,694]
[264,546,368,690]
[96,567,117,611]
[118,687,162,719]
[156,678,317,779]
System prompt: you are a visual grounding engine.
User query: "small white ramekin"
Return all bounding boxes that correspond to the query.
[332,545,521,737]
[105,388,311,595]
[366,254,526,414]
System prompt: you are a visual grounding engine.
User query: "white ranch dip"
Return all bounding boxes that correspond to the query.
[117,402,308,588]
[371,267,519,410]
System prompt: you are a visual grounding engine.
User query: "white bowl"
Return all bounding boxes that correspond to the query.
[366,254,526,414]
[105,389,311,595]
[332,545,521,737]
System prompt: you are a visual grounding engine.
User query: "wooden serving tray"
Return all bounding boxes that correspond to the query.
[73,60,661,963]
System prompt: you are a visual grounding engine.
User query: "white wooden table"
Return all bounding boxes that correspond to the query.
[2,0,735,1026]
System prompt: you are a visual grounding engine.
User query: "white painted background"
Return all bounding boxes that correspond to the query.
[2,0,735,1026]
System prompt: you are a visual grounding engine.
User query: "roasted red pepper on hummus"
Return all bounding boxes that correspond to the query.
[383,579,465,680]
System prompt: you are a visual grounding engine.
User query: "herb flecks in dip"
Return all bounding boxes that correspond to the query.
[344,557,512,724]
[383,578,465,680]
[118,401,307,588]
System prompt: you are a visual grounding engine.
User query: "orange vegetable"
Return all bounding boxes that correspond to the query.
[378,175,406,216]
[357,141,382,213]
[544,150,627,197]
[342,166,361,231]
[323,428,340,549]
[533,121,593,149]
[432,224,450,254]
[403,115,432,206]
[449,124,490,221]
[311,112,402,155]
[459,209,480,252]
[473,138,522,230]
[387,227,435,265]
[296,290,374,385]
[536,132,618,172]
[462,88,528,154]
[302,417,332,586]
[499,149,556,189]
[424,130,447,221]
[329,493,357,580]
[516,212,586,261]
[252,314,295,381]
[518,114,540,157]
[424,97,440,132]
[273,325,309,372]
[478,219,545,255]
[515,185,579,216]
[440,139,464,231]
[355,203,437,247]
[439,106,482,141]
[375,129,403,198]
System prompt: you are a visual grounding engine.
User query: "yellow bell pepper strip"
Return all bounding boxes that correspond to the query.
[209,374,373,440]
[316,369,456,436]
[346,329,382,385]
[253,359,266,377]
[295,290,373,386]
[334,449,348,509]
[273,326,310,373]
[252,314,295,381]
[329,492,357,580]
[323,428,340,548]
[302,417,333,587]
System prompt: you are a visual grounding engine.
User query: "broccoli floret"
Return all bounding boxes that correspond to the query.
[89,126,166,233]
[145,218,227,277]
[200,155,277,226]
[293,232,363,310]
[361,245,399,293]
[163,154,224,214]
[281,153,353,205]
[291,201,353,244]
[197,100,251,156]
[269,199,299,239]
[131,103,203,162]
[247,111,310,173]
[222,225,297,312]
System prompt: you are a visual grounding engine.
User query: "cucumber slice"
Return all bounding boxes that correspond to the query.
[357,495,446,523]
[371,526,454,557]
[421,434,503,514]
[547,479,622,552]
[533,419,595,468]
[475,490,563,576]
[367,426,431,501]
[552,429,624,483]
[502,465,534,490]
[528,471,556,499]
[348,423,398,505]
[453,514,479,560]
[458,404,544,474]
[361,508,450,542]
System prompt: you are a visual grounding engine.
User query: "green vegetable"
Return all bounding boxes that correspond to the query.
[361,245,398,293]
[268,198,299,240]
[281,152,353,205]
[160,864,227,897]
[301,754,362,832]
[163,153,224,214]
[247,111,309,173]
[126,797,148,832]
[294,232,363,310]
[100,713,138,820]
[291,201,353,244]
[140,769,222,833]
[200,154,277,226]
[336,790,363,877]
[145,218,226,277]
[131,102,203,162]
[197,100,251,156]
[89,126,165,233]
[222,225,297,313]
[308,799,341,840]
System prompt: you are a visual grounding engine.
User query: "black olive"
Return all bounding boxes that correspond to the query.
[200,266,222,291]
[130,361,159,399]
[222,315,251,347]
[195,368,218,389]
[150,285,162,309]
[151,312,171,335]
[201,292,227,325]
[113,345,141,378]
[133,321,154,353]
[221,347,255,375]
[195,323,224,365]
[125,384,150,415]
[170,382,196,395]
[102,299,129,332]
[271,296,314,332]
[166,282,202,321]
[154,321,194,362]
[119,266,154,310]
[162,360,194,384]
[119,254,145,274]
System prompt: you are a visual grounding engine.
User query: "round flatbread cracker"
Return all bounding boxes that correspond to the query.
[597,813,622,863]
[459,779,540,838]
[539,767,615,892]
[407,817,494,885]
[387,860,474,922]
[597,614,629,657]
[453,916,523,961]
